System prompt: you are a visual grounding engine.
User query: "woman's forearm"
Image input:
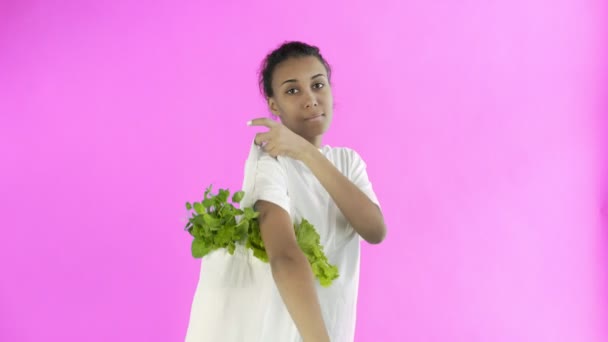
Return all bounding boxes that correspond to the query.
[270,253,330,342]
[301,147,386,244]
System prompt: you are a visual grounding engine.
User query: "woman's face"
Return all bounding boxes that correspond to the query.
[268,56,333,144]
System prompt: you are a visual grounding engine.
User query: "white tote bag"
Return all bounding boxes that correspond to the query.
[184,141,283,342]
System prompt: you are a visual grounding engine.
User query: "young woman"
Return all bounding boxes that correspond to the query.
[185,41,386,342]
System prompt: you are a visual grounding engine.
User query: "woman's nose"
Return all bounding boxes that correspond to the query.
[303,91,319,108]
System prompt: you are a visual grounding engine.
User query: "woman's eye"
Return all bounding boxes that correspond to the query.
[313,83,325,89]
[286,88,299,94]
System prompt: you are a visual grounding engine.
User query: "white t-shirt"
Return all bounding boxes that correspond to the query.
[185,143,381,342]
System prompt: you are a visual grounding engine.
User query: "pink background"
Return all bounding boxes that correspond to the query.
[1,0,606,341]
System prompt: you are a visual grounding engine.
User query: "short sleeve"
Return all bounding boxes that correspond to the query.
[250,154,291,216]
[349,149,381,209]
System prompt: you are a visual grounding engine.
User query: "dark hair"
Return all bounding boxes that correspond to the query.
[258,41,332,99]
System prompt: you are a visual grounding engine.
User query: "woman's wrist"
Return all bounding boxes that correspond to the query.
[299,143,321,165]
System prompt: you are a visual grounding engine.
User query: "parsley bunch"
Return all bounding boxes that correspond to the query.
[185,185,339,287]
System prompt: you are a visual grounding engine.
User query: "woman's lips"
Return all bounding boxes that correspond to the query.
[306,113,325,121]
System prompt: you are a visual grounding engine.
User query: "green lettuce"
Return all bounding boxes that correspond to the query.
[184,185,339,287]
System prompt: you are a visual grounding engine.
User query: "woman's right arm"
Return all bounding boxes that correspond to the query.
[255,199,330,342]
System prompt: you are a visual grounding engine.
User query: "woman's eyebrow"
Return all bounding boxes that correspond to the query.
[280,79,298,86]
[280,73,326,86]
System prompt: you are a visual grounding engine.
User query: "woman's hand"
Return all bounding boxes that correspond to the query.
[248,117,314,161]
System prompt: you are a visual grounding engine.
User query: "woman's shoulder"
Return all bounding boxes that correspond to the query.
[322,145,368,177]
[323,145,364,162]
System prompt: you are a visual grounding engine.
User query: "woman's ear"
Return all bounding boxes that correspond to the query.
[267,97,281,118]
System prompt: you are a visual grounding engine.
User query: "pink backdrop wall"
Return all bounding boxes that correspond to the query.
[1,0,606,341]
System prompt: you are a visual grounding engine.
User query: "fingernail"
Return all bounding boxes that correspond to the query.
[246,120,252,126]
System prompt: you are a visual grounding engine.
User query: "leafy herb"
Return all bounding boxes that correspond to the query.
[185,185,339,287]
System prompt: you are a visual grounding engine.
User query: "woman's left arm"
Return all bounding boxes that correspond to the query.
[301,147,387,244]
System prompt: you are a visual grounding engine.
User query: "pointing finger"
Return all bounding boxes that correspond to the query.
[247,117,277,128]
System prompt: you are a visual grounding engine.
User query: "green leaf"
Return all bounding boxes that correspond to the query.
[248,242,268,262]
[216,189,230,203]
[191,238,214,258]
[201,213,214,224]
[232,191,245,203]
[243,207,256,220]
[202,214,221,229]
[236,219,249,232]
[190,225,201,238]
[218,204,232,218]
[193,202,205,214]
[226,242,236,255]
[186,202,192,210]
[215,224,235,247]
[202,198,214,208]
[192,215,205,227]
